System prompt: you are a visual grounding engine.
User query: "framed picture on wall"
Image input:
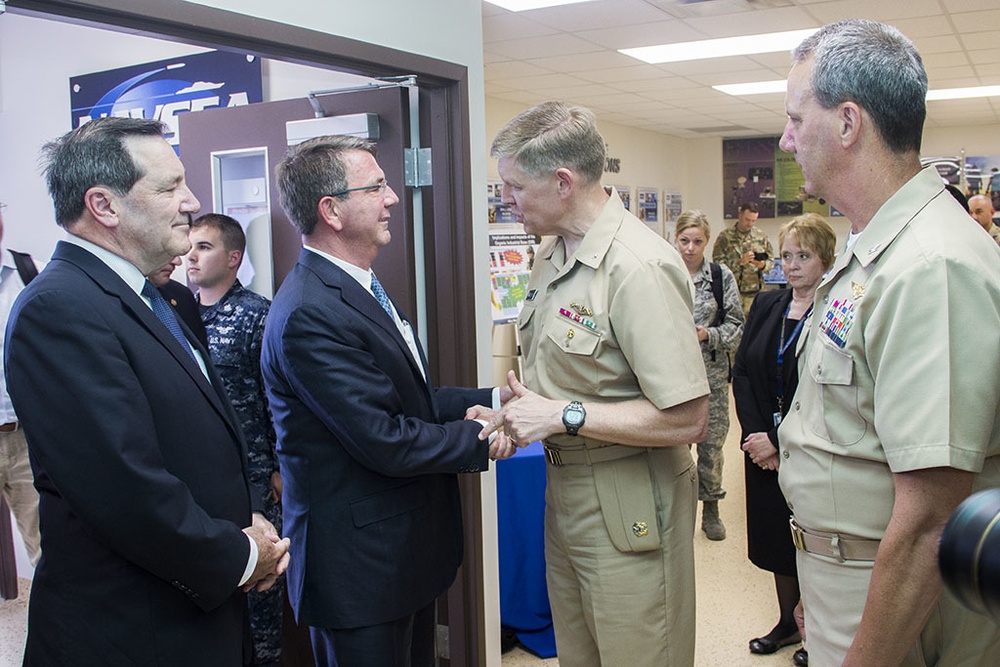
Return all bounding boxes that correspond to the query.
[637,187,661,236]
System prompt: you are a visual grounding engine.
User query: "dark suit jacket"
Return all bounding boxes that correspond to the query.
[5,241,254,666]
[261,249,490,629]
[159,278,210,349]
[731,287,796,445]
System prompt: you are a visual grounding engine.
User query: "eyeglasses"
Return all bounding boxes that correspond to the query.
[327,181,389,199]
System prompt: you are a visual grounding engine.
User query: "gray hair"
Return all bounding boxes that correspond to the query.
[41,117,166,228]
[793,19,927,154]
[275,135,377,236]
[490,101,605,184]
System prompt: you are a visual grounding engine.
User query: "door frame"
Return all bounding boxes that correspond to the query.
[5,0,485,664]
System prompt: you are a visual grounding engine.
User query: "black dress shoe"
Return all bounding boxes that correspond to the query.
[793,648,809,666]
[748,630,801,654]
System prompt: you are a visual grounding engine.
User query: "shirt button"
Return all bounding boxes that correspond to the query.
[788,501,794,510]
[817,366,823,376]
[783,450,789,459]
[794,401,800,410]
[824,295,829,304]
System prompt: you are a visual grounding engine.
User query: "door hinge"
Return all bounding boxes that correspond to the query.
[436,623,450,659]
[404,147,432,187]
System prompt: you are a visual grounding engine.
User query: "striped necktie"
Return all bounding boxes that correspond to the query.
[141,280,195,362]
[370,272,395,319]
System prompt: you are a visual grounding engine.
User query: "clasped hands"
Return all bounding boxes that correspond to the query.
[242,512,291,593]
[467,370,564,461]
[742,431,779,471]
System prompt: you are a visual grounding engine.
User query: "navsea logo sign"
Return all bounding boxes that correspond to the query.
[70,50,263,150]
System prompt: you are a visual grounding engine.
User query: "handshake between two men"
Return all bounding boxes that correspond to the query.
[469,370,560,461]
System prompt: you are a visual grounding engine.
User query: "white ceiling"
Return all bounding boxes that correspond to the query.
[482,0,1000,139]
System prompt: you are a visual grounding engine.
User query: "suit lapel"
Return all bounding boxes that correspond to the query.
[299,250,432,387]
[53,243,241,438]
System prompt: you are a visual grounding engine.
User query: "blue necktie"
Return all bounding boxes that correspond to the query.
[141,280,196,362]
[370,272,395,319]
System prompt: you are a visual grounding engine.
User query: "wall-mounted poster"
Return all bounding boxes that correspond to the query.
[489,233,541,324]
[723,137,777,219]
[724,137,830,219]
[614,185,632,211]
[637,187,659,235]
[488,181,518,224]
[663,191,683,222]
[70,50,262,152]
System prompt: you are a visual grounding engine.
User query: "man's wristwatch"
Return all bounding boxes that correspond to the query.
[562,401,586,436]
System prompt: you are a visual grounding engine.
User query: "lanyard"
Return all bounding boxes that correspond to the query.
[776,302,811,413]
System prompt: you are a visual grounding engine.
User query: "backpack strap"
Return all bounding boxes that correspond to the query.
[709,262,726,327]
[8,250,38,286]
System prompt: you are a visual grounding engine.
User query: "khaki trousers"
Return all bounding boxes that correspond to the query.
[798,550,1000,665]
[544,446,697,667]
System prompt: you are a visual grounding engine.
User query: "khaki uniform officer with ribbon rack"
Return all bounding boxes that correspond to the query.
[483,101,709,667]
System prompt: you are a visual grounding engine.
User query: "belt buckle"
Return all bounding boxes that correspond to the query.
[789,517,807,552]
[544,446,562,466]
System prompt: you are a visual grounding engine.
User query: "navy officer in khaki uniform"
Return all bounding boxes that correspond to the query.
[777,20,1000,665]
[483,101,709,666]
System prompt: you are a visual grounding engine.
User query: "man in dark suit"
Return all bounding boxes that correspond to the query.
[263,135,514,666]
[5,117,290,665]
[147,255,210,349]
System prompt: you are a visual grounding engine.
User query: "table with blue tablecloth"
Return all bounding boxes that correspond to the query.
[496,440,556,658]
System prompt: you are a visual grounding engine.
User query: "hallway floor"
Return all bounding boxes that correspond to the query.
[0,390,803,666]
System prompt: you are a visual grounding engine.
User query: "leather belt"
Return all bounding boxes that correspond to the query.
[544,443,645,467]
[789,516,880,562]
[0,421,19,432]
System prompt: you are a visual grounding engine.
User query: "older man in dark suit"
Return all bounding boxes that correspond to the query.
[262,135,513,666]
[5,117,289,665]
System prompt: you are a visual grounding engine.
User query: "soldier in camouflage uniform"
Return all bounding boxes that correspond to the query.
[187,214,283,667]
[712,202,774,316]
[676,211,745,540]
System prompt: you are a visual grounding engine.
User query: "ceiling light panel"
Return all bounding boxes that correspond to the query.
[620,28,817,64]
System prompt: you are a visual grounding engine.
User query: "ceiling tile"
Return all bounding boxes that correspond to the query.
[482,13,561,42]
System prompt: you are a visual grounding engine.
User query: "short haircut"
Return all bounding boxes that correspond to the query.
[778,213,837,271]
[191,213,246,255]
[793,19,927,154]
[675,210,712,239]
[275,135,377,236]
[738,202,759,215]
[41,117,166,228]
[490,101,606,185]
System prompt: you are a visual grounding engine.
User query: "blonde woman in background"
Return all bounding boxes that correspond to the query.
[675,211,745,540]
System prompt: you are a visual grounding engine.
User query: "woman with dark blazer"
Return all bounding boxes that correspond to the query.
[732,213,837,667]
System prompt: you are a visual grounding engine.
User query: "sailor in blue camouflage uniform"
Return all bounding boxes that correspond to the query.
[187,213,283,667]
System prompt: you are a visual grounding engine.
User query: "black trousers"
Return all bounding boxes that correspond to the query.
[309,602,435,667]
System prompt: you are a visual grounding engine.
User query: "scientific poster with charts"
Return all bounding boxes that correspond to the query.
[489,233,540,324]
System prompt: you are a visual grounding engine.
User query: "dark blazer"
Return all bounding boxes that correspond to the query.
[731,287,800,575]
[159,278,210,349]
[261,249,491,629]
[5,241,254,666]
[732,288,796,445]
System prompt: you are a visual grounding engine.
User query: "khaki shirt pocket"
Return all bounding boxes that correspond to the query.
[541,310,601,392]
[809,341,867,446]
